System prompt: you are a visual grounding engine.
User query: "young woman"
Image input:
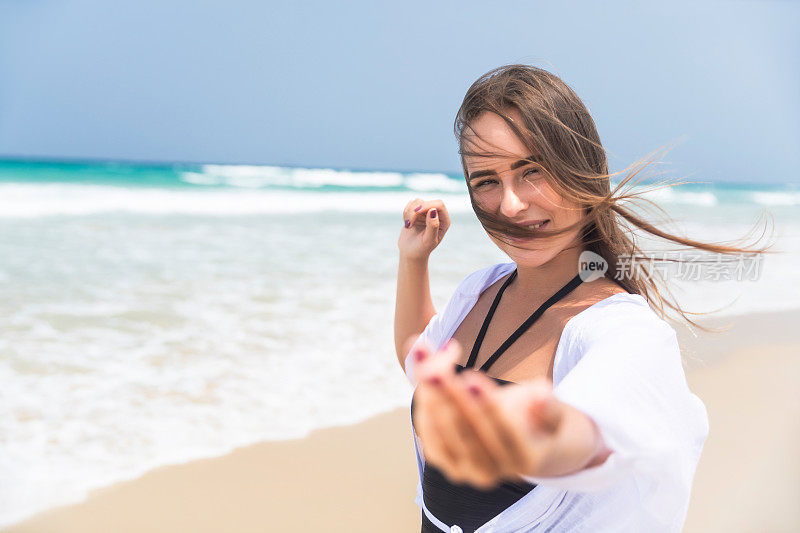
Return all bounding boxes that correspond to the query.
[394,65,767,532]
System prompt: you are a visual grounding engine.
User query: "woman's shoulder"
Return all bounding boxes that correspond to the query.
[553,291,680,384]
[430,263,515,341]
[452,262,516,297]
[571,288,673,340]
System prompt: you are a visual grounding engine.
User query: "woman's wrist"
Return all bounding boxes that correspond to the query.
[399,253,430,267]
[524,403,610,478]
[583,418,611,469]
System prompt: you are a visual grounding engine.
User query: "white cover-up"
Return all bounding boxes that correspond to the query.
[404,262,708,533]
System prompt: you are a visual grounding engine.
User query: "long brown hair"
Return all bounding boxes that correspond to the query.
[455,64,774,330]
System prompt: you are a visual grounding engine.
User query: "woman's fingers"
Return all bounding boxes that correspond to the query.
[524,378,563,437]
[422,207,441,247]
[459,372,530,478]
[435,371,503,488]
[402,198,424,227]
[403,198,429,229]
[422,381,477,482]
[422,200,450,233]
[414,341,514,483]
[413,338,459,383]
[403,199,450,234]
[472,380,548,478]
[491,379,563,477]
[435,203,451,233]
[449,371,521,478]
[414,342,471,478]
[416,349,498,487]
[415,341,507,488]
[413,383,459,469]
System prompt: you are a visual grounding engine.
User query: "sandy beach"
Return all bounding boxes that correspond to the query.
[4,309,799,533]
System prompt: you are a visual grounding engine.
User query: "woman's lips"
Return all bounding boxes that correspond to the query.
[522,220,549,229]
[508,220,549,241]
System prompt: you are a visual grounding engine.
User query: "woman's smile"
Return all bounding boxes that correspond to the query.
[507,219,551,242]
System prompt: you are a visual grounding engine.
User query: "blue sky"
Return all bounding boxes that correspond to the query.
[0,1,797,184]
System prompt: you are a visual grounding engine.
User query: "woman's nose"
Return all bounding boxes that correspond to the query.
[499,185,528,218]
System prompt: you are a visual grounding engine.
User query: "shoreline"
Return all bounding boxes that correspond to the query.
[2,407,421,533]
[4,308,799,532]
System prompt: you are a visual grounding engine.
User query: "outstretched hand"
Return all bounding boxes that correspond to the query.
[410,339,609,489]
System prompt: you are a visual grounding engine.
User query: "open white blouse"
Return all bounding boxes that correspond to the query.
[404,262,708,533]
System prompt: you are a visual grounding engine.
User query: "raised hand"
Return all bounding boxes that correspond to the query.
[397,198,451,261]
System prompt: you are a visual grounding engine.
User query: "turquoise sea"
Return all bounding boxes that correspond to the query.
[1,158,798,527]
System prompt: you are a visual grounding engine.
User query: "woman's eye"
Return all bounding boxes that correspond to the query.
[524,168,540,178]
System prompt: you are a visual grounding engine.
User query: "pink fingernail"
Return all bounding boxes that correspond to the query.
[429,376,442,386]
[404,220,410,228]
[414,349,427,363]
[468,385,482,397]
[414,205,422,212]
[430,209,437,219]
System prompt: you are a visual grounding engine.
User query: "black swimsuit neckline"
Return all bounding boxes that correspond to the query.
[463,268,584,374]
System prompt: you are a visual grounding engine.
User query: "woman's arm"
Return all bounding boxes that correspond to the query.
[412,314,708,496]
[518,397,612,477]
[393,199,450,370]
[394,257,436,369]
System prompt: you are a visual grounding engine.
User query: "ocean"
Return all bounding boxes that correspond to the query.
[1,159,798,527]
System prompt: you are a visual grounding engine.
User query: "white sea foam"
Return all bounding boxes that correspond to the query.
[750,191,800,206]
[641,187,719,206]
[0,183,473,218]
[184,164,460,191]
[405,172,467,192]
[179,171,222,185]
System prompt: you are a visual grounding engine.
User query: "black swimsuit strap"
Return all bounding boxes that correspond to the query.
[464,269,518,369]
[465,269,585,373]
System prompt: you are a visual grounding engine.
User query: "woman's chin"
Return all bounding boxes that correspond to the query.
[501,246,555,267]
[489,234,561,266]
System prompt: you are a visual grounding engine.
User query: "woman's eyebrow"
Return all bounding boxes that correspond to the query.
[468,155,543,181]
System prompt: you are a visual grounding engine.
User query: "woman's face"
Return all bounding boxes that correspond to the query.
[464,110,585,268]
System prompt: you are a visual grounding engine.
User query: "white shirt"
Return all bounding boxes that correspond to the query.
[404,262,709,533]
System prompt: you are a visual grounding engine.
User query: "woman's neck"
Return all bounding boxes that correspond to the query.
[510,244,587,301]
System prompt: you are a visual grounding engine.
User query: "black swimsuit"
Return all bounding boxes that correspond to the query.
[411,268,584,532]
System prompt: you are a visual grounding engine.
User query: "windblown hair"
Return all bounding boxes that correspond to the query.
[455,64,773,330]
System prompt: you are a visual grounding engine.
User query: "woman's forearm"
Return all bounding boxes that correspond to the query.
[526,403,611,478]
[394,257,437,369]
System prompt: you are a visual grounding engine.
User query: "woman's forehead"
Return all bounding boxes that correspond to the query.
[462,111,536,170]
[464,154,531,176]
[462,137,539,173]
[467,112,526,145]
